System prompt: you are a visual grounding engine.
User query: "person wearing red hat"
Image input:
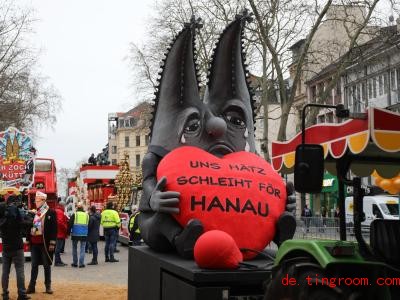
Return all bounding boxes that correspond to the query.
[26,192,57,295]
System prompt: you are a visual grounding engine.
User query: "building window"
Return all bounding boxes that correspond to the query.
[119,119,124,128]
[378,75,383,95]
[397,69,400,102]
[317,82,324,101]
[383,73,388,94]
[336,81,341,96]
[136,135,140,147]
[111,146,117,154]
[130,118,136,127]
[125,136,129,147]
[145,135,149,146]
[368,79,372,99]
[125,119,130,127]
[362,82,367,104]
[110,124,116,135]
[310,86,317,102]
[391,70,396,90]
[348,84,364,112]
[326,112,334,123]
[112,159,117,165]
[372,77,377,98]
[346,87,352,108]
[350,85,356,108]
[136,154,141,167]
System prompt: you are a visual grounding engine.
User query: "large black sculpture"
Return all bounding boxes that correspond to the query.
[138,11,295,259]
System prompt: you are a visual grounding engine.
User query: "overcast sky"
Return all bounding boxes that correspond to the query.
[18,0,397,172]
[21,0,153,169]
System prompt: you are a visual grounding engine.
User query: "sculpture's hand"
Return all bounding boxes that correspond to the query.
[149,176,180,214]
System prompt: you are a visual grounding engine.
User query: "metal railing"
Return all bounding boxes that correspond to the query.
[265,216,369,251]
[292,216,370,242]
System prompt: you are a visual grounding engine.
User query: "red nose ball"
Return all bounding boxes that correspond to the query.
[194,230,243,269]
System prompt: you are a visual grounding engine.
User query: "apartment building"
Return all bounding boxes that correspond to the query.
[108,102,152,179]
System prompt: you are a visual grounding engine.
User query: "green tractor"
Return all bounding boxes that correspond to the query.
[266,105,400,300]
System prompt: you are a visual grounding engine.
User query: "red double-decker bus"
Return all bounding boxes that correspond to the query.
[28,158,58,209]
[0,158,57,260]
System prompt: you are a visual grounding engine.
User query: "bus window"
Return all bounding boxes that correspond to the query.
[35,160,52,172]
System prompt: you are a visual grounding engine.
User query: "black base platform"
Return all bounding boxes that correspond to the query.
[128,246,273,300]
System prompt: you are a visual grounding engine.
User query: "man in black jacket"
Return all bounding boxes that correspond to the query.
[87,205,101,265]
[0,194,31,300]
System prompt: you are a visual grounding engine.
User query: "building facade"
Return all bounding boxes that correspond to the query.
[303,20,400,214]
[108,102,152,180]
[289,4,377,131]
[342,24,400,114]
[307,22,400,123]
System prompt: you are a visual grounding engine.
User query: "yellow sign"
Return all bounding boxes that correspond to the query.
[386,200,397,205]
[348,202,354,212]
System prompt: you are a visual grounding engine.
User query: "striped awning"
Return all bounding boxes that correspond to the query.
[272,107,400,178]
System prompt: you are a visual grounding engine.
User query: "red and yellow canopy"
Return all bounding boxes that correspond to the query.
[272,107,400,178]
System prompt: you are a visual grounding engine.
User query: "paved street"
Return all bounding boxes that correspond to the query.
[7,239,129,286]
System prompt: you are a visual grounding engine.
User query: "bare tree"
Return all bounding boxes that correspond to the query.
[128,0,394,159]
[127,0,248,100]
[249,0,390,142]
[304,0,386,126]
[0,0,61,134]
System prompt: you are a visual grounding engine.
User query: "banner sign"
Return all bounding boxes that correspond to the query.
[0,127,36,190]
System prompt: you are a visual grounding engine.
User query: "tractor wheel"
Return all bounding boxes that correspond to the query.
[264,257,347,300]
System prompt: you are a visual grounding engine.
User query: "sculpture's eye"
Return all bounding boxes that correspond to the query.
[224,110,246,129]
[184,117,201,134]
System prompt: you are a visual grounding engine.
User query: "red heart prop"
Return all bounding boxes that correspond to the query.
[157,146,286,260]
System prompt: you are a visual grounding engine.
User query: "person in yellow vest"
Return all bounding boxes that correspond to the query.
[68,202,89,268]
[100,201,120,262]
[128,205,141,246]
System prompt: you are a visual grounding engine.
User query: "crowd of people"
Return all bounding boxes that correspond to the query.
[0,191,141,300]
